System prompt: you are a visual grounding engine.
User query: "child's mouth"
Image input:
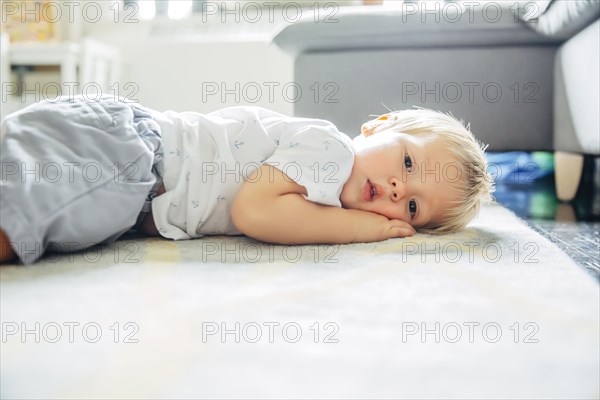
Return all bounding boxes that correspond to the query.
[363,180,377,202]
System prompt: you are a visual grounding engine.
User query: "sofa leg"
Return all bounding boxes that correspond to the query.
[554,151,584,202]
[555,203,576,222]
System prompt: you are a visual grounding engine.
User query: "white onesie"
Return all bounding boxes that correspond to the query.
[147,106,355,240]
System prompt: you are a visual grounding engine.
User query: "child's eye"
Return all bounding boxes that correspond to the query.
[404,154,413,171]
[409,199,417,217]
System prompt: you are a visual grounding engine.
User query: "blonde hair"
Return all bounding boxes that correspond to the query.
[363,107,495,234]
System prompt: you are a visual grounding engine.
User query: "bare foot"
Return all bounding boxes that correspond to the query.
[0,228,17,264]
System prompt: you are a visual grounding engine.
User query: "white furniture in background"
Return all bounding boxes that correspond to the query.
[79,38,120,92]
[9,41,80,91]
[4,38,119,95]
[0,33,9,88]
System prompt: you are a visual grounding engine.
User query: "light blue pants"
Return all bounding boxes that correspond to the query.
[0,95,164,264]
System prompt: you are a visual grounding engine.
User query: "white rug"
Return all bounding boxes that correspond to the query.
[1,204,598,399]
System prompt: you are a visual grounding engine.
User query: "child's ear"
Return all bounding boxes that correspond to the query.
[360,114,390,137]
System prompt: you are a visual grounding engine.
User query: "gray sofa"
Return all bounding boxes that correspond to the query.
[272,0,599,201]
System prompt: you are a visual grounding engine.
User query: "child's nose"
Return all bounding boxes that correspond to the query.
[389,177,407,202]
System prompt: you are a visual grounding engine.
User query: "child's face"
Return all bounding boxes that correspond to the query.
[340,129,460,229]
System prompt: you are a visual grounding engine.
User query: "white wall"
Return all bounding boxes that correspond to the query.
[109,39,294,115]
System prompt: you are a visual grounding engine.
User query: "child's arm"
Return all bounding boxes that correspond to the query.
[231,164,415,244]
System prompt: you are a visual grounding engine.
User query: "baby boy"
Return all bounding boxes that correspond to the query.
[0,95,493,264]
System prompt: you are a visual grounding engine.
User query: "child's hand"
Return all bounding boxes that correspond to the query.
[233,163,417,245]
[356,213,416,243]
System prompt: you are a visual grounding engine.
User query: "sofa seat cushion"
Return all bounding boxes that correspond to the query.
[272,3,561,54]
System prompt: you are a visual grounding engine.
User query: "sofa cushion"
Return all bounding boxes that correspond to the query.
[272,3,561,55]
[519,0,600,37]
[553,20,600,154]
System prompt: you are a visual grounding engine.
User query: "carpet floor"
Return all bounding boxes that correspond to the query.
[1,203,598,399]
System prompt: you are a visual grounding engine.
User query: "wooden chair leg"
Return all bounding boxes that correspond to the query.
[554,151,584,202]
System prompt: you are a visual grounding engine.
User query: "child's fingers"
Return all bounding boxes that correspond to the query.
[398,227,416,237]
[389,224,416,238]
[390,220,416,232]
